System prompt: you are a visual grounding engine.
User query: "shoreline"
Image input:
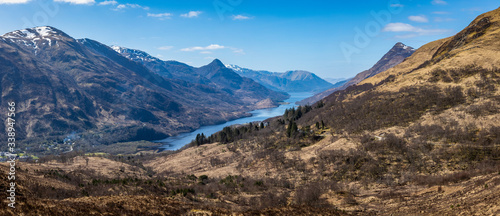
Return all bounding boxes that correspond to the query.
[155,92,313,151]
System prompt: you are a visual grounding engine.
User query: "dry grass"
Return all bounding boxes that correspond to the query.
[24,156,148,179]
[145,143,240,178]
[360,7,500,96]
[3,7,500,216]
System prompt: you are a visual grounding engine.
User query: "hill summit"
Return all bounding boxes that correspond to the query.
[299,42,415,104]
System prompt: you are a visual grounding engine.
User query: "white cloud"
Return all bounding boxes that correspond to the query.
[383,23,419,32]
[409,15,429,23]
[390,4,404,7]
[181,11,202,18]
[383,22,449,38]
[114,3,149,10]
[432,0,447,5]
[54,0,95,4]
[181,44,225,52]
[158,46,173,50]
[232,15,252,20]
[98,0,116,6]
[200,51,212,54]
[0,0,30,4]
[147,13,172,20]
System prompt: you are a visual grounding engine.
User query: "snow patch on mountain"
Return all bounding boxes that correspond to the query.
[111,45,159,63]
[0,26,66,53]
[2,26,61,41]
[225,64,243,72]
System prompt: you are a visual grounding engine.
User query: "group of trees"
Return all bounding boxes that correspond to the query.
[190,122,267,147]
[315,121,325,130]
[286,120,298,137]
[283,105,313,121]
[283,105,318,138]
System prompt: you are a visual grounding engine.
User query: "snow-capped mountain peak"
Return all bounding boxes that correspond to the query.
[35,26,57,37]
[2,26,65,40]
[0,26,69,54]
[111,45,125,53]
[225,64,243,72]
[395,42,416,51]
[111,45,159,63]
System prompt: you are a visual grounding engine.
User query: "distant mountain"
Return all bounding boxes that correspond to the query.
[0,26,287,146]
[112,47,288,104]
[324,77,348,85]
[111,46,210,84]
[298,42,415,105]
[225,64,334,93]
[8,7,500,215]
[327,78,350,89]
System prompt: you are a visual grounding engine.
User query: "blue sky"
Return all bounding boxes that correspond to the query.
[0,0,499,79]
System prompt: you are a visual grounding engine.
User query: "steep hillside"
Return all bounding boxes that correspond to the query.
[226,64,334,93]
[0,27,286,154]
[299,42,415,104]
[141,7,500,215]
[361,7,500,87]
[3,7,500,216]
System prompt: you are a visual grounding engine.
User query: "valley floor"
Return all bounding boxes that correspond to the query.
[1,135,499,215]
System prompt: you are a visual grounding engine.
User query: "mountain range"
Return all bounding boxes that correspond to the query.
[142,6,500,214]
[2,6,500,216]
[0,26,287,145]
[298,42,415,104]
[225,64,334,93]
[111,46,288,104]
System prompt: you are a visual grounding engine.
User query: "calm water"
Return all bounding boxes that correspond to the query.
[157,92,313,150]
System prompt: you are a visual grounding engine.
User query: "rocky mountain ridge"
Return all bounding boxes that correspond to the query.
[299,42,415,104]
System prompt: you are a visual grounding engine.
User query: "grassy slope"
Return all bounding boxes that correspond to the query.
[2,7,500,216]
